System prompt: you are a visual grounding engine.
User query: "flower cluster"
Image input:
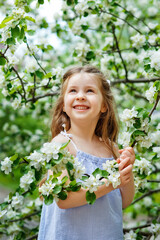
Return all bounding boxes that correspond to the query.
[20,171,35,191]
[1,157,13,174]
[131,33,146,49]
[120,107,138,127]
[83,174,103,193]
[133,157,153,176]
[103,160,121,188]
[145,85,157,103]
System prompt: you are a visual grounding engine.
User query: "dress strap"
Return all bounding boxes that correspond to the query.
[60,131,78,152]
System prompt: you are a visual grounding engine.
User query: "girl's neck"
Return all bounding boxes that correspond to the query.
[68,122,97,143]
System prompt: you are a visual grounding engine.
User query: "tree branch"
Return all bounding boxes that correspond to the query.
[131,188,160,205]
[26,91,59,103]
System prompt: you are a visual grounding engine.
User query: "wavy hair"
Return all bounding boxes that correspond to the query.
[50,65,119,158]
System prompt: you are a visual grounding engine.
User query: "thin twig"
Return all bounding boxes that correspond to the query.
[112,25,129,81]
[111,78,160,85]
[131,188,160,205]
[9,211,40,222]
[149,92,160,117]
[26,91,59,103]
[26,234,38,240]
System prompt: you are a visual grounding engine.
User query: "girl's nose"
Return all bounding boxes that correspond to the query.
[76,92,86,100]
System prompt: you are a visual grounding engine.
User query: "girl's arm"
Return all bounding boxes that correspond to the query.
[56,170,115,209]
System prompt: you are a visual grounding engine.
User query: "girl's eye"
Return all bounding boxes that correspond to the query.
[69,89,76,93]
[87,89,94,93]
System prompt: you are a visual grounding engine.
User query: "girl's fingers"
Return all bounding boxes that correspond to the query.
[120,164,132,175]
[118,157,130,170]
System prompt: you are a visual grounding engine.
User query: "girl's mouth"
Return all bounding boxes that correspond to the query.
[73,105,89,110]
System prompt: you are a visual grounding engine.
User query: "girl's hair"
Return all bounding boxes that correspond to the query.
[50,65,119,158]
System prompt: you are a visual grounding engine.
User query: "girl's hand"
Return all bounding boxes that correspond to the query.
[118,157,133,187]
[117,147,135,166]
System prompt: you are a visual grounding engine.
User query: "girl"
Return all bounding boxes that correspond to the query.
[38,65,135,240]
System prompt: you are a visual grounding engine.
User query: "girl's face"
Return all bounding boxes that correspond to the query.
[63,73,106,126]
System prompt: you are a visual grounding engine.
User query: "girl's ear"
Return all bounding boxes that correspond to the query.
[101,103,107,113]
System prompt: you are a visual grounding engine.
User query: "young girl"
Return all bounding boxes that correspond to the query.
[38,65,135,240]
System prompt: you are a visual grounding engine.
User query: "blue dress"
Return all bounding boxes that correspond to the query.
[38,146,123,240]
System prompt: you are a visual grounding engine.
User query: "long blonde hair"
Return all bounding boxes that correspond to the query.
[50,65,119,158]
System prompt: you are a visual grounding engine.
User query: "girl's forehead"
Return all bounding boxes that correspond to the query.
[67,73,100,87]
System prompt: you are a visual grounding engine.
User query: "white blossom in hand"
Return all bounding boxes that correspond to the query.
[27,151,46,170]
[145,85,157,103]
[83,174,103,193]
[20,171,35,191]
[107,172,121,188]
[1,157,13,174]
[40,141,62,162]
[39,181,56,196]
[102,160,119,174]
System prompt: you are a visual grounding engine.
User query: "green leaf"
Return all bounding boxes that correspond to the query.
[86,190,96,205]
[60,141,70,150]
[153,80,160,91]
[0,16,14,26]
[86,51,95,61]
[35,70,44,79]
[19,27,25,40]
[92,168,101,177]
[0,57,6,65]
[11,26,20,38]
[10,153,18,161]
[133,118,141,129]
[53,185,62,194]
[44,194,54,205]
[81,175,89,181]
[61,176,68,184]
[132,130,146,138]
[35,168,42,181]
[70,183,81,192]
[25,16,35,23]
[81,25,89,31]
[58,191,67,200]
[101,170,109,178]
[66,161,74,170]
[67,0,73,5]
[6,37,16,45]
[38,0,44,4]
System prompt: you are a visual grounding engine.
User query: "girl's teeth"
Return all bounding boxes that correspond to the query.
[75,106,88,109]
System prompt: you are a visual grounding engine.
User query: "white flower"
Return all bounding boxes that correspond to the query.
[6,209,18,219]
[83,174,103,193]
[148,7,158,16]
[143,197,152,207]
[28,151,45,170]
[131,33,146,49]
[151,131,160,144]
[12,8,25,20]
[39,180,56,196]
[145,85,157,104]
[20,171,35,191]
[148,34,157,45]
[51,67,63,80]
[134,158,153,175]
[148,22,158,30]
[25,58,39,73]
[75,1,89,15]
[8,55,19,65]
[7,222,21,234]
[40,141,62,163]
[72,18,84,35]
[120,107,138,127]
[0,208,7,219]
[74,40,90,60]
[118,132,131,148]
[150,50,160,71]
[157,123,160,130]
[152,147,160,157]
[2,88,9,96]
[70,158,86,179]
[11,97,21,109]
[11,192,24,209]
[107,172,121,188]
[1,157,13,174]
[135,135,152,148]
[124,230,137,239]
[149,223,160,233]
[0,76,6,88]
[102,160,119,174]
